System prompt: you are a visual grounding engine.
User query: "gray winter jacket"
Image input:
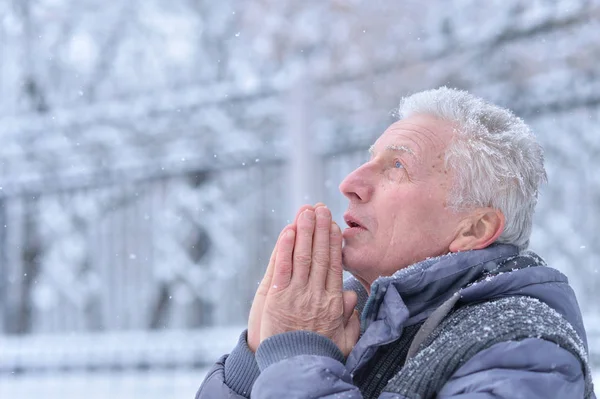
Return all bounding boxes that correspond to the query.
[196,244,596,398]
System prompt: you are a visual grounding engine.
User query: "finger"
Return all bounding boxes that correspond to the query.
[291,209,315,286]
[292,204,314,227]
[314,202,326,209]
[326,221,344,292]
[309,206,332,287]
[265,204,312,287]
[272,228,296,290]
[257,227,291,295]
[342,290,358,325]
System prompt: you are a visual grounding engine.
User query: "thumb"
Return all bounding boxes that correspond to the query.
[343,310,361,357]
[256,228,286,295]
[342,290,358,325]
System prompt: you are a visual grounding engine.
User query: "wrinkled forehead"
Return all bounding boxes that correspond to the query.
[374,116,455,158]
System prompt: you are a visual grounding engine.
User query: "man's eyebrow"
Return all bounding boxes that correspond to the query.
[368,144,415,156]
[385,144,414,155]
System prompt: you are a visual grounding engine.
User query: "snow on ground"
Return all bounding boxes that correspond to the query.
[0,368,211,399]
[0,326,242,399]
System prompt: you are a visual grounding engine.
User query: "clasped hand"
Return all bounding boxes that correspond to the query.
[247,204,360,357]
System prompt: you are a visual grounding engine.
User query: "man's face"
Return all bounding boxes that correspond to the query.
[339,114,467,287]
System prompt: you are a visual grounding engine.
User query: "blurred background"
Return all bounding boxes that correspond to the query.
[0,0,599,397]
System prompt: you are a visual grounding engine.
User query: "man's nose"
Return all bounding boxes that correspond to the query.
[339,163,374,203]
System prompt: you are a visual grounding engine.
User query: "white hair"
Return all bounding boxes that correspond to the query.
[398,87,547,250]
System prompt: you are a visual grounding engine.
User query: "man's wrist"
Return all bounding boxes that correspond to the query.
[255,330,345,372]
[223,330,260,397]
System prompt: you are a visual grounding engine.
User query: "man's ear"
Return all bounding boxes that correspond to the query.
[449,209,505,252]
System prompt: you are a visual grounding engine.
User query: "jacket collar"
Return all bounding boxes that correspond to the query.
[344,244,520,373]
[351,244,519,329]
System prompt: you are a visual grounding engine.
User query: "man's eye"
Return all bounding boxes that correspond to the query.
[394,160,404,169]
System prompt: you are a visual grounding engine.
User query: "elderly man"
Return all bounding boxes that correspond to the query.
[196,87,596,398]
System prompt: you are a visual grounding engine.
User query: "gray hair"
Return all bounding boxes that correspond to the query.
[398,87,547,250]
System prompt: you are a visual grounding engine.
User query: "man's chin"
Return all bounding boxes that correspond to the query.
[342,246,365,273]
[341,244,353,262]
[340,257,372,292]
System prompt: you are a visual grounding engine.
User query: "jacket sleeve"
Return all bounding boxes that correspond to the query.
[437,338,588,398]
[195,330,260,399]
[251,331,365,399]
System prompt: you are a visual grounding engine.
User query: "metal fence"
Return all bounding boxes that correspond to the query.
[0,82,291,336]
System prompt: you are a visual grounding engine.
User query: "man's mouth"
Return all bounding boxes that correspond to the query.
[343,214,367,231]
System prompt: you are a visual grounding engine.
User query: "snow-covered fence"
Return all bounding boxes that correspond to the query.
[0,159,289,335]
[0,78,295,336]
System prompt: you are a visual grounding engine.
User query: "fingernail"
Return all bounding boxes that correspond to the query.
[330,221,340,235]
[286,229,295,238]
[316,207,328,217]
[303,210,315,220]
[280,225,292,237]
